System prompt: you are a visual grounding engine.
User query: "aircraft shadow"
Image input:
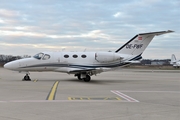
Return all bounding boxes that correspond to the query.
[9,78,141,85]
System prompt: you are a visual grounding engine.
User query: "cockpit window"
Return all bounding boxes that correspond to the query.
[33,53,44,60]
[42,54,50,60]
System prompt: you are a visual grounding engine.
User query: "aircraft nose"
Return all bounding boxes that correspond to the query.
[4,62,12,70]
[4,62,18,70]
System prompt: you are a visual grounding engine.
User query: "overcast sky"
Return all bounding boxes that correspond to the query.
[0,0,179,59]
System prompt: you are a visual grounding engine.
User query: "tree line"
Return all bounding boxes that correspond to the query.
[0,55,30,64]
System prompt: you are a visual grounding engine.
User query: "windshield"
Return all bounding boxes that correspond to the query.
[42,54,50,60]
[33,53,44,60]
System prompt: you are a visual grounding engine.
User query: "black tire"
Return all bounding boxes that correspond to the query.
[23,75,31,81]
[27,76,31,81]
[83,75,91,82]
[77,74,82,80]
[24,76,28,80]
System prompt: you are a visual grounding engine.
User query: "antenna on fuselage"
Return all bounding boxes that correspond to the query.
[84,48,86,52]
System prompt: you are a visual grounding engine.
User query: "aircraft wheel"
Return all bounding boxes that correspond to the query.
[75,74,82,80]
[23,74,31,81]
[83,75,91,82]
[77,75,82,80]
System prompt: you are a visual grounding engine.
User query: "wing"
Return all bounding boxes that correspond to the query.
[54,67,111,75]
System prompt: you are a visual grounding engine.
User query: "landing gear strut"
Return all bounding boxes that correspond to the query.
[22,74,31,81]
[75,74,91,82]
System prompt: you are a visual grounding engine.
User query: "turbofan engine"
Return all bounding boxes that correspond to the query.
[95,52,122,63]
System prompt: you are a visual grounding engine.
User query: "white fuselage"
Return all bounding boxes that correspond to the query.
[4,51,136,73]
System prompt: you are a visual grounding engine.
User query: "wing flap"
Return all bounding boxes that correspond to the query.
[69,68,96,73]
[54,67,111,75]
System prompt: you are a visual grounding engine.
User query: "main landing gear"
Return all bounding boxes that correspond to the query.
[75,74,91,82]
[22,73,31,81]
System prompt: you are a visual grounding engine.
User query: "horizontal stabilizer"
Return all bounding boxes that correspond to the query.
[139,30,174,36]
[125,61,141,64]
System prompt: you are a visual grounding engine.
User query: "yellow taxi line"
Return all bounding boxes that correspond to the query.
[46,81,59,100]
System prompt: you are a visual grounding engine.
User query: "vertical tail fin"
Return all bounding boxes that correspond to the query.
[116,30,174,56]
[171,54,176,64]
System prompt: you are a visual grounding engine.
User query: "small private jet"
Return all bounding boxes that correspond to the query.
[4,30,174,82]
[170,54,180,68]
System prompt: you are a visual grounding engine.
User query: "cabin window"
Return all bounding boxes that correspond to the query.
[73,54,78,58]
[64,54,69,58]
[42,54,50,60]
[81,54,87,58]
[33,53,44,60]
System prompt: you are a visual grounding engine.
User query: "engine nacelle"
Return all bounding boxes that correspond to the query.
[95,52,121,63]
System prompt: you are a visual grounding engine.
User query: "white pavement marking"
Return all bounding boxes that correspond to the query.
[111,90,139,102]
[0,100,129,103]
[112,90,180,93]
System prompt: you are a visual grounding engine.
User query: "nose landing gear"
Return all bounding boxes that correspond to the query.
[22,74,31,81]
